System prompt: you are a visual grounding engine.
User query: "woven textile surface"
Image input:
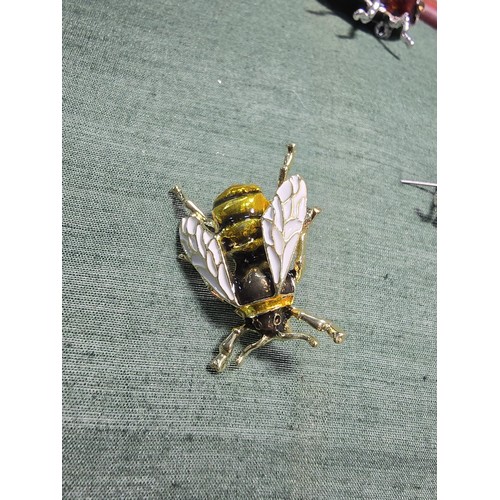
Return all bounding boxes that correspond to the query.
[62,0,437,498]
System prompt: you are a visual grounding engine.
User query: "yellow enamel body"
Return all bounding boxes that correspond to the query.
[212,184,270,255]
[239,294,295,318]
[211,184,291,317]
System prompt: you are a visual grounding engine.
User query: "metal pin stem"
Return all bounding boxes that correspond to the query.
[401,180,437,188]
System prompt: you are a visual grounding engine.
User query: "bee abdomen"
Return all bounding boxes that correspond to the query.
[212,184,270,254]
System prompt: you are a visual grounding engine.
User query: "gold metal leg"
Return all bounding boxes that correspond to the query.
[234,334,274,367]
[277,331,318,347]
[171,185,213,227]
[211,325,248,373]
[290,307,346,344]
[294,206,321,282]
[278,143,296,187]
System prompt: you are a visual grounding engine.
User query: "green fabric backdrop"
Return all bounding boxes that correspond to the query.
[63,0,436,498]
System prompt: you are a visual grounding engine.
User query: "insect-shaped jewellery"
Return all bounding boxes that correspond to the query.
[353,0,425,46]
[172,144,345,372]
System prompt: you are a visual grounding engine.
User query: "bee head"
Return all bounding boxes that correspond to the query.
[251,308,291,333]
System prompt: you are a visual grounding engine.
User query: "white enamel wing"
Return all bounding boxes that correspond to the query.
[179,215,239,306]
[262,174,307,293]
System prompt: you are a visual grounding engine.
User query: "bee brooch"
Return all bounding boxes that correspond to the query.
[173,144,345,372]
[353,0,425,47]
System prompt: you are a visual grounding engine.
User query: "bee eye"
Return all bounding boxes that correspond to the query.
[273,313,281,326]
[253,318,262,330]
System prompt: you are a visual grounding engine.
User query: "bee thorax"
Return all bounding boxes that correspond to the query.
[236,264,295,305]
[236,265,273,304]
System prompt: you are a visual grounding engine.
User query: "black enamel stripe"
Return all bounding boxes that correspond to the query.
[219,212,262,231]
[212,189,262,208]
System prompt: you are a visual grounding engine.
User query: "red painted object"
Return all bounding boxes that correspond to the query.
[420,0,437,28]
[382,0,437,28]
[385,0,424,23]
